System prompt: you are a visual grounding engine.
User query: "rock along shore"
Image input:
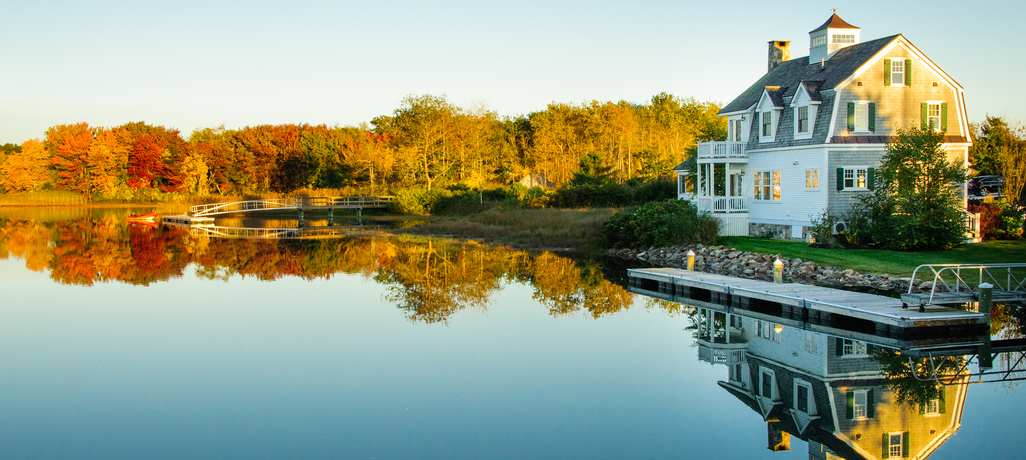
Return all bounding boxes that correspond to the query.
[606,244,935,295]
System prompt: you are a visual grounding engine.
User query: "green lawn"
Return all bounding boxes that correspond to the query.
[717,237,1026,278]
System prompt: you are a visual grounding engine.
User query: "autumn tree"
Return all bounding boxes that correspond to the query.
[0,139,52,192]
[46,122,93,192]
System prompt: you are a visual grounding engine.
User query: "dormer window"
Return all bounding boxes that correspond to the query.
[762,111,773,137]
[832,34,855,44]
[811,35,826,47]
[797,106,809,133]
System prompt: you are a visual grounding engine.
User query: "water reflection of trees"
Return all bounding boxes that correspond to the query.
[0,216,635,322]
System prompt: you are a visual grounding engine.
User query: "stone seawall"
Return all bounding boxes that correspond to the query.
[607,244,932,294]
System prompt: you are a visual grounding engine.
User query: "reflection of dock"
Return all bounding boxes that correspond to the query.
[165,223,384,239]
[162,215,215,225]
[628,268,987,335]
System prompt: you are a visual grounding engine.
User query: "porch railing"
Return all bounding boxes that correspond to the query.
[698,196,748,213]
[696,141,747,159]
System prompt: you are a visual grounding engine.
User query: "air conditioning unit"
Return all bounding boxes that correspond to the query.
[833,221,848,234]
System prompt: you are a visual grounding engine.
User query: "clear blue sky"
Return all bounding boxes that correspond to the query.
[1,0,1022,144]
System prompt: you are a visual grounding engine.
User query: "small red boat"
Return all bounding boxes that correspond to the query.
[126,212,158,222]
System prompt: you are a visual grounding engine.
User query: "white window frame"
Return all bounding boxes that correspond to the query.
[804,331,819,353]
[853,389,869,419]
[760,368,778,400]
[841,339,868,357]
[760,111,775,141]
[805,169,819,190]
[832,34,855,44]
[842,167,869,191]
[891,59,906,86]
[887,432,905,458]
[797,106,810,134]
[811,34,826,48]
[853,101,870,132]
[729,117,744,142]
[925,397,940,415]
[794,379,815,414]
[927,102,942,131]
[754,171,781,201]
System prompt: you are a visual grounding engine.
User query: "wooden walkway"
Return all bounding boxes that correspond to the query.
[163,223,384,239]
[628,268,987,330]
[189,196,393,217]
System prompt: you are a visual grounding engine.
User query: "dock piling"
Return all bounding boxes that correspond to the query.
[979,283,993,319]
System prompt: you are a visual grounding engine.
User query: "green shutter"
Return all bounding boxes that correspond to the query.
[868,168,876,190]
[846,391,855,419]
[902,432,910,458]
[905,59,913,87]
[921,103,928,128]
[882,433,890,459]
[836,337,844,355]
[868,103,876,132]
[920,400,927,414]
[941,102,949,132]
[867,389,875,418]
[837,168,845,191]
[847,102,856,131]
[939,388,946,414]
[884,59,892,86]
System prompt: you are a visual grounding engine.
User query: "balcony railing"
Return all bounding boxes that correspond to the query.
[698,196,748,213]
[697,141,747,159]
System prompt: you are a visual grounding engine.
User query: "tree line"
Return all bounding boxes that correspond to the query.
[0,93,725,197]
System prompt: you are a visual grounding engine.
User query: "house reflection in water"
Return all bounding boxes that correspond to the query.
[694,307,967,459]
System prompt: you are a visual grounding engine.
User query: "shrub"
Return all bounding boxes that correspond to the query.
[971,199,1024,239]
[602,199,719,248]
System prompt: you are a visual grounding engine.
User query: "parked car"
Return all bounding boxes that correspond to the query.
[968,175,1004,198]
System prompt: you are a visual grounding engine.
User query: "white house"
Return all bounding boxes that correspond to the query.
[678,14,973,239]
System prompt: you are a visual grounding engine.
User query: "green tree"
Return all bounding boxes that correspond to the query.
[970,116,1019,176]
[858,125,968,250]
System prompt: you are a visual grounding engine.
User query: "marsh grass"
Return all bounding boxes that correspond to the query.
[397,208,616,249]
[0,191,89,206]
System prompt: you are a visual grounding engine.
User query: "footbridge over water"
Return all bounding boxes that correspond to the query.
[189,196,393,217]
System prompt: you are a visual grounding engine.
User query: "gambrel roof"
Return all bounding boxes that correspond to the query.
[719,34,900,115]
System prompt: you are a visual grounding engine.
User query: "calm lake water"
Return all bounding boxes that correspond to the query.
[1,208,1023,459]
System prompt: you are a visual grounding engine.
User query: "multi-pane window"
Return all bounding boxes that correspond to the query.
[761,111,773,137]
[796,382,810,413]
[842,339,868,356]
[843,168,867,189]
[806,169,819,189]
[733,119,742,141]
[805,332,819,353]
[928,103,941,130]
[925,397,940,415]
[754,171,781,201]
[811,35,826,47]
[797,106,809,133]
[853,390,868,418]
[891,60,905,85]
[854,102,869,131]
[833,34,855,44]
[889,433,904,458]
[756,321,780,342]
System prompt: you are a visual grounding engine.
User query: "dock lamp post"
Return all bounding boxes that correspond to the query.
[773,258,783,284]
[687,250,695,271]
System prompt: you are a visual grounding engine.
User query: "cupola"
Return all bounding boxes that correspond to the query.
[809,14,860,64]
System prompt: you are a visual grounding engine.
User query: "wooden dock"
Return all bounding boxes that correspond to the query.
[628,268,987,333]
[161,215,215,226]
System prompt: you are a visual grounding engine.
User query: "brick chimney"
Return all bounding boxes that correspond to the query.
[768,40,791,72]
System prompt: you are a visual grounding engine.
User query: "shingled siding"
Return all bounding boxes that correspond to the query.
[832,46,963,138]
[827,149,886,214]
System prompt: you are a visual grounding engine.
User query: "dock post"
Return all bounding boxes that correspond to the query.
[328,209,334,226]
[687,250,695,271]
[773,258,783,284]
[978,283,993,319]
[298,210,305,227]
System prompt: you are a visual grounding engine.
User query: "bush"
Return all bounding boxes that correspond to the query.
[971,199,1024,239]
[602,199,720,248]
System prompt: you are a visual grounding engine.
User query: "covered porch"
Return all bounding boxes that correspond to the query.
[681,141,750,236]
